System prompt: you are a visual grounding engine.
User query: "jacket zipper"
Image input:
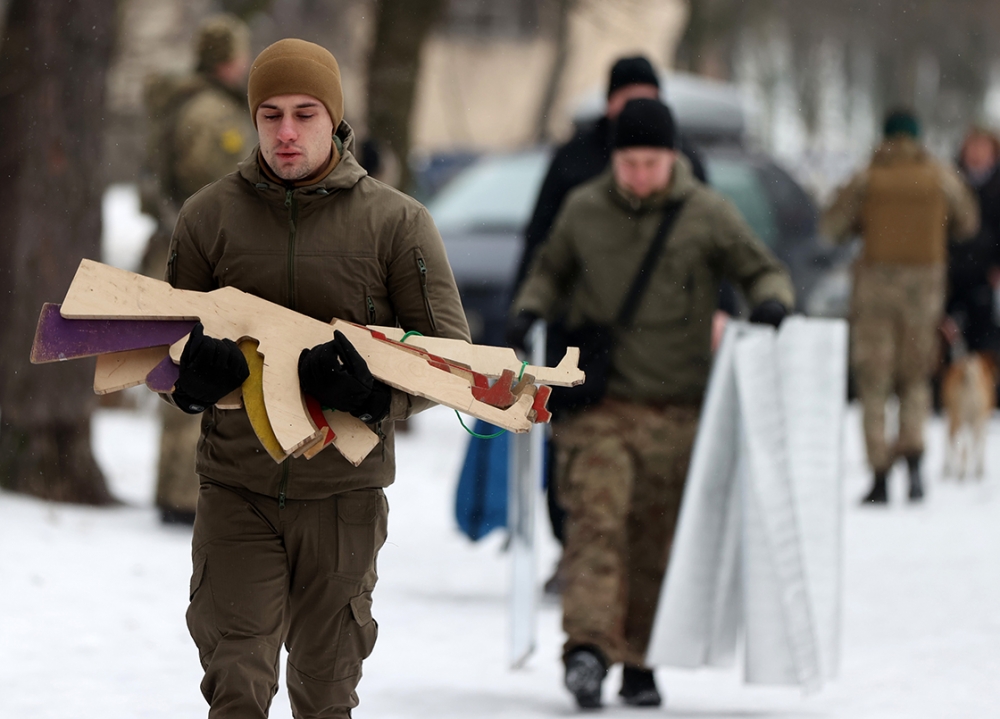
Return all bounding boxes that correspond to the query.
[280,188,298,507]
[416,256,437,332]
[366,295,377,325]
[285,189,298,311]
[278,461,288,510]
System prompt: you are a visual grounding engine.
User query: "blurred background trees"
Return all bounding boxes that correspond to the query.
[0,0,118,504]
[677,0,1000,179]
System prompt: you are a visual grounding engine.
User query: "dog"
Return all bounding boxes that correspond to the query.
[942,351,996,480]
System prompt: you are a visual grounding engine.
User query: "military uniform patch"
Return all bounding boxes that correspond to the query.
[221,127,244,155]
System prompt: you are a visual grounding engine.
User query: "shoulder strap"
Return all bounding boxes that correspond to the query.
[616,200,686,328]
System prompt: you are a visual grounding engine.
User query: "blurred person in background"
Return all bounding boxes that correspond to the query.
[515,55,706,288]
[165,38,469,717]
[512,55,710,589]
[138,13,255,525]
[507,98,793,710]
[822,109,979,505]
[947,125,1000,356]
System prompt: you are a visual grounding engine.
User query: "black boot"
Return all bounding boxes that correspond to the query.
[619,665,663,707]
[861,470,888,504]
[906,454,924,502]
[564,646,607,709]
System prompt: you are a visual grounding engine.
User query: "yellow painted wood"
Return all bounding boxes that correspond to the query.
[238,340,288,463]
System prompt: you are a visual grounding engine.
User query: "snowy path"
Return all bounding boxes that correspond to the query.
[2,403,1000,718]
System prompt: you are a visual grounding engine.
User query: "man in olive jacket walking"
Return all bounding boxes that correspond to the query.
[165,39,469,718]
[508,99,794,710]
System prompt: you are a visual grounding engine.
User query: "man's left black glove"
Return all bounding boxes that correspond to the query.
[173,322,250,414]
[298,330,392,423]
[748,299,788,328]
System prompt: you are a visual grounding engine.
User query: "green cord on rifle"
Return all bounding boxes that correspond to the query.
[397,330,527,439]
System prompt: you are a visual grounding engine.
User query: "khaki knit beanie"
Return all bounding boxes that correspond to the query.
[247,39,343,129]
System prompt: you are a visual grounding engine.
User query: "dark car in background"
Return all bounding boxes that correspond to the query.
[424,74,854,345]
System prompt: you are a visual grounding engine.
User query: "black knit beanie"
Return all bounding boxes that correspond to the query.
[614,98,676,150]
[608,56,660,97]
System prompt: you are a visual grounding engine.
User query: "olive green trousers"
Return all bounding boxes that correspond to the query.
[187,480,387,718]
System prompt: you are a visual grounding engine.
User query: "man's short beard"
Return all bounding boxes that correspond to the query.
[276,164,312,181]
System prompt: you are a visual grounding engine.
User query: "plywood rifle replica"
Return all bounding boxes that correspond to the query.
[31,260,584,466]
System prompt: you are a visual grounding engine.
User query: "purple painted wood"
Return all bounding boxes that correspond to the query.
[30,303,196,363]
[145,357,180,393]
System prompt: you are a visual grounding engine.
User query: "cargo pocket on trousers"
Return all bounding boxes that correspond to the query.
[336,492,377,576]
[186,552,220,667]
[336,592,379,679]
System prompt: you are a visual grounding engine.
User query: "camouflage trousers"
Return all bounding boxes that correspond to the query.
[552,398,700,667]
[851,263,945,472]
[155,403,201,512]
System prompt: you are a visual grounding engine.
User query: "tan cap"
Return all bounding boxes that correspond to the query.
[247,38,343,129]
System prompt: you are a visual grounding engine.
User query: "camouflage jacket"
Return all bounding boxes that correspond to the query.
[141,73,256,228]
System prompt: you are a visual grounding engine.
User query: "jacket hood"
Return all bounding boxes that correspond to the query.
[872,136,928,167]
[238,120,368,199]
[606,153,698,213]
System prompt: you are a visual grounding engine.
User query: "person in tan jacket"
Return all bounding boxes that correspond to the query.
[139,13,257,525]
[823,109,979,504]
[164,39,469,718]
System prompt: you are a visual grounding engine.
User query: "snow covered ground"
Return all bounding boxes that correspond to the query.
[3,186,999,716]
[2,403,1000,718]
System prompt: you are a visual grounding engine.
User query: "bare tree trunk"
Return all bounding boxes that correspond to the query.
[366,0,446,190]
[0,0,118,505]
[534,0,575,143]
[677,0,773,78]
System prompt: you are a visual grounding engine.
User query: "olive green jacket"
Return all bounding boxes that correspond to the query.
[512,158,794,404]
[167,122,470,499]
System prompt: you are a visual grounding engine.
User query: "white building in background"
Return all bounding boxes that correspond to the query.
[412,0,687,153]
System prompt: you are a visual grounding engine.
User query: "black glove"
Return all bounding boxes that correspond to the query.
[298,330,392,423]
[173,322,250,414]
[505,310,540,353]
[748,299,788,328]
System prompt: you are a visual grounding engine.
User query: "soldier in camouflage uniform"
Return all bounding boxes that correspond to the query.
[823,109,979,505]
[508,99,794,710]
[139,14,256,524]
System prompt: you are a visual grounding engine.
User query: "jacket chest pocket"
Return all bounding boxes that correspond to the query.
[294,255,386,324]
